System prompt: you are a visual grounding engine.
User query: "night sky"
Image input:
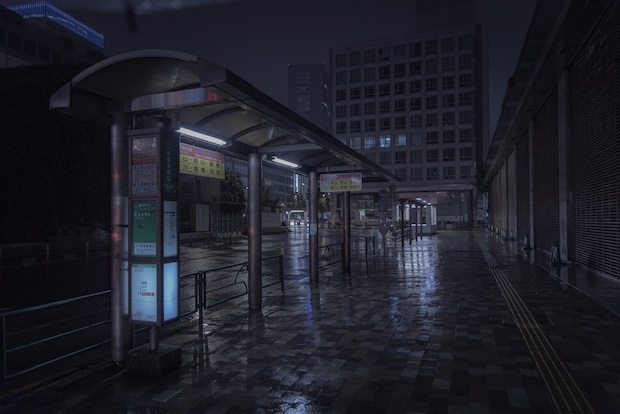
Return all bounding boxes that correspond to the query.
[2,0,538,132]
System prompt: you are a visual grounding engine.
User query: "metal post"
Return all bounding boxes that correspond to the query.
[343,191,351,271]
[111,114,129,366]
[309,171,319,283]
[248,153,262,310]
[149,326,159,351]
[400,200,405,247]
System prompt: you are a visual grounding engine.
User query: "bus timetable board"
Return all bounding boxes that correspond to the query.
[319,173,362,192]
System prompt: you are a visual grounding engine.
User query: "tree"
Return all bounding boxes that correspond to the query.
[220,169,246,212]
[261,184,280,212]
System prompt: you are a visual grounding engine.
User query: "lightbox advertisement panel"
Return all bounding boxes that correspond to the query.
[163,261,179,322]
[131,200,157,257]
[130,263,158,324]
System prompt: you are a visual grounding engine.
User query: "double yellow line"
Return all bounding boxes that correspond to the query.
[481,247,595,414]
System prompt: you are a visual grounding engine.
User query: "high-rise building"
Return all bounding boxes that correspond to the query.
[1,3,105,68]
[328,0,488,226]
[287,63,331,133]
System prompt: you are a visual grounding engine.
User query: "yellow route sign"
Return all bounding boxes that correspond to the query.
[180,143,224,179]
[319,173,362,192]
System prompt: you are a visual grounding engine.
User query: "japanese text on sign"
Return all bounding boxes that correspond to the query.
[180,143,225,179]
[319,173,362,192]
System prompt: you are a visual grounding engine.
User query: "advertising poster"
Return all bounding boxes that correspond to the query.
[131,136,158,195]
[132,200,157,257]
[130,263,158,324]
[319,172,363,192]
[163,200,178,257]
[179,143,225,179]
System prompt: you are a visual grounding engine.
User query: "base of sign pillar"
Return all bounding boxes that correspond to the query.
[126,343,181,376]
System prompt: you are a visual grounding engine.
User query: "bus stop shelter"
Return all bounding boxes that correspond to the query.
[50,50,398,365]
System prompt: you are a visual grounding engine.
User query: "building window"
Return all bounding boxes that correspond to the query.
[365,135,376,149]
[364,119,376,131]
[442,37,455,52]
[459,74,472,88]
[459,92,472,106]
[460,165,473,178]
[458,34,473,50]
[395,168,407,180]
[443,130,455,143]
[460,147,473,160]
[394,99,406,112]
[426,96,438,109]
[411,132,423,145]
[394,82,406,95]
[410,149,423,163]
[394,44,406,57]
[364,49,375,63]
[442,112,455,125]
[394,63,406,77]
[350,103,360,116]
[379,152,391,165]
[350,87,361,99]
[336,89,346,101]
[350,136,362,149]
[395,133,407,147]
[394,116,406,129]
[411,115,422,128]
[379,65,391,79]
[349,51,361,65]
[379,101,391,113]
[350,120,361,132]
[379,118,391,130]
[443,94,455,107]
[426,131,438,145]
[443,166,456,180]
[458,54,472,69]
[410,80,422,93]
[425,39,438,55]
[410,42,421,56]
[426,113,438,127]
[442,76,455,89]
[364,85,375,98]
[395,151,407,164]
[379,83,391,96]
[425,78,438,91]
[336,53,347,67]
[459,110,472,124]
[379,134,392,148]
[364,67,376,82]
[442,56,455,72]
[410,61,422,76]
[364,102,376,115]
[427,167,439,180]
[350,69,361,83]
[410,98,422,111]
[411,167,423,181]
[460,129,472,142]
[366,152,376,162]
[379,47,391,61]
[336,105,347,118]
[443,148,455,161]
[336,122,347,133]
[426,59,438,74]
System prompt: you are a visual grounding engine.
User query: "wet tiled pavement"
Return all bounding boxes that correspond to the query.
[2,229,620,413]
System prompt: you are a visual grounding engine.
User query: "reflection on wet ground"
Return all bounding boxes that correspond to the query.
[2,229,620,413]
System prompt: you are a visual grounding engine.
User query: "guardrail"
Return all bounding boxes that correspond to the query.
[1,254,284,381]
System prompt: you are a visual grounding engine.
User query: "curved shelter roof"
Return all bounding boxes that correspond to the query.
[50,49,399,182]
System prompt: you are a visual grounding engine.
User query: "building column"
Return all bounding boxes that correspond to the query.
[557,69,570,262]
[528,120,536,248]
[343,191,351,271]
[110,114,129,365]
[248,153,262,310]
[309,171,319,283]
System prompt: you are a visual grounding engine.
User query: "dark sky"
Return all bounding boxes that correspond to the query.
[3,0,538,131]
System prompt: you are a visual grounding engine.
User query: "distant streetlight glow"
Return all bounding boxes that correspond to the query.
[178,126,227,147]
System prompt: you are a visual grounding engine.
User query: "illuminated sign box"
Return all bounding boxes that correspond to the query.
[319,172,363,192]
[180,143,225,179]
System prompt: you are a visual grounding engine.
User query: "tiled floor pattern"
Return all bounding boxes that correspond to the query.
[1,230,620,413]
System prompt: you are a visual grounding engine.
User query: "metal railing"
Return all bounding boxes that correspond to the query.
[1,254,284,381]
[318,243,343,269]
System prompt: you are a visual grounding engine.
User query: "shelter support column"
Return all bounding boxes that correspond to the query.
[343,191,351,271]
[248,153,262,310]
[557,69,570,262]
[528,120,535,249]
[111,114,129,366]
[309,171,319,283]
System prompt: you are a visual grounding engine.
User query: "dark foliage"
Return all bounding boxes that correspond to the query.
[0,64,110,242]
